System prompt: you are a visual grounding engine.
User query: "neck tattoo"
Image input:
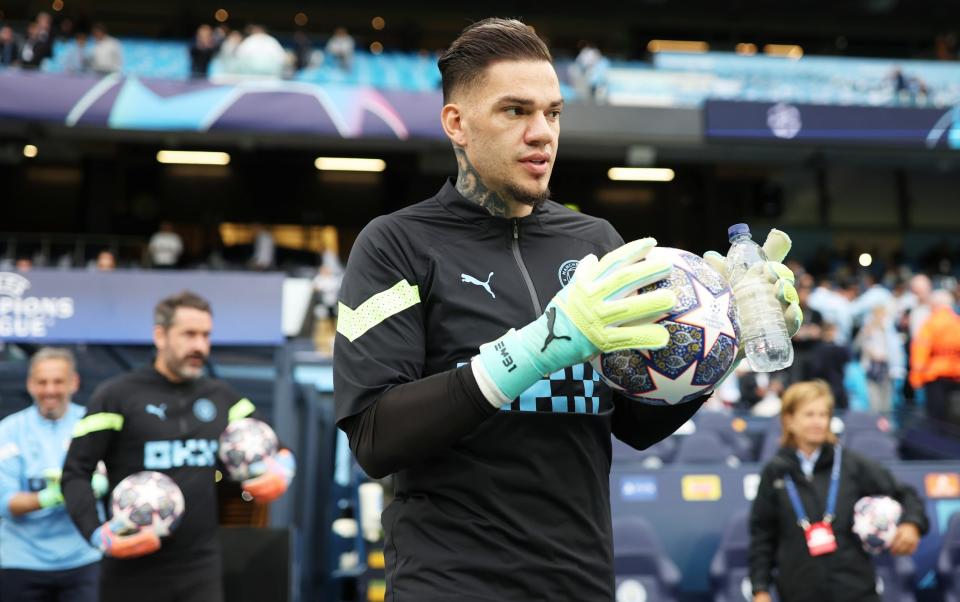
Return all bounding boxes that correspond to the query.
[453,145,511,217]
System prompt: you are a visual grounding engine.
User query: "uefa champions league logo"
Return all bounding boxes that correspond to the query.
[766,103,802,139]
[0,272,75,338]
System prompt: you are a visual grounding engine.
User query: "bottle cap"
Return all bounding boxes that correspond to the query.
[727,223,751,241]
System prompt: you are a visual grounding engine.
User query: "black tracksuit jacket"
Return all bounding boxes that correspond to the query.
[750,444,929,602]
[335,180,706,601]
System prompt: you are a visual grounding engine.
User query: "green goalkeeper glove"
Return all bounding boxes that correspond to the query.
[478,238,677,401]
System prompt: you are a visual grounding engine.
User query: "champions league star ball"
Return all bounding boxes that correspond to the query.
[218,418,279,481]
[591,248,740,406]
[111,471,185,536]
[853,496,902,554]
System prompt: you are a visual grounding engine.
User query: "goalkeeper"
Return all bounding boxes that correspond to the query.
[334,17,802,602]
[0,348,105,602]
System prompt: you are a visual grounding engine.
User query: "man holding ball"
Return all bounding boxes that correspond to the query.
[334,17,802,600]
[62,291,294,602]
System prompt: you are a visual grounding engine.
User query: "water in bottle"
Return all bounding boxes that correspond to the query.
[724,223,794,372]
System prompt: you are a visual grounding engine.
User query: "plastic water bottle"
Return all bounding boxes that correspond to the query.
[725,223,794,372]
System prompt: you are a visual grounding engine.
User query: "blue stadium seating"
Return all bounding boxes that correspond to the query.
[847,431,901,462]
[674,431,740,466]
[29,40,960,107]
[939,513,960,602]
[612,515,681,602]
[694,410,754,461]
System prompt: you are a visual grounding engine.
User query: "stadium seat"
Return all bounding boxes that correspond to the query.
[708,510,782,601]
[674,431,739,466]
[938,512,960,602]
[846,432,901,462]
[872,552,916,602]
[612,516,681,602]
[838,410,890,438]
[611,436,677,467]
[694,410,754,461]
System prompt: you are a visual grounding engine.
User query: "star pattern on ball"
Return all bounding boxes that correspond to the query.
[641,360,704,405]
[671,270,737,355]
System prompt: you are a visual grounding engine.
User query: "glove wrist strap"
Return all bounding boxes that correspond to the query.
[478,328,546,402]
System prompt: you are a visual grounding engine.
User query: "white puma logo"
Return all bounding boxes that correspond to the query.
[145,403,167,420]
[461,271,495,299]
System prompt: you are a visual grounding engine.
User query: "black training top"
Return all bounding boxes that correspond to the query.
[62,366,257,579]
[335,180,705,601]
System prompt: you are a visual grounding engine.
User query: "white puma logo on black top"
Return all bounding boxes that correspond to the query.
[461,271,495,298]
[145,403,167,420]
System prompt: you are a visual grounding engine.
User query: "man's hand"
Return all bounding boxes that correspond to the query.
[703,228,803,343]
[478,238,676,401]
[753,592,772,602]
[92,519,161,559]
[889,522,921,556]
[242,449,296,504]
[37,482,64,509]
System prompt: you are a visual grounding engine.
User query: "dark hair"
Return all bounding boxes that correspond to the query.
[438,18,552,102]
[154,290,212,329]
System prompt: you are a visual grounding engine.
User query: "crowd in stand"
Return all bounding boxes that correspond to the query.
[714,249,960,437]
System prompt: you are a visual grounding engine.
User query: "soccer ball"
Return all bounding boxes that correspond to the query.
[853,496,902,554]
[218,418,278,481]
[591,248,740,405]
[111,471,185,536]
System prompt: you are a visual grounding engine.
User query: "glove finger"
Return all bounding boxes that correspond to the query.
[598,259,673,301]
[703,251,728,279]
[784,302,803,338]
[595,238,657,278]
[761,229,792,263]
[768,261,796,284]
[602,323,671,351]
[599,289,676,324]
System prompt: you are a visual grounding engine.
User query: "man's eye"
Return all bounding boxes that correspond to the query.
[505,107,523,116]
[549,110,562,119]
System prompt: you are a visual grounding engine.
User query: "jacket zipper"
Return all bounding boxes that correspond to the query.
[512,219,542,318]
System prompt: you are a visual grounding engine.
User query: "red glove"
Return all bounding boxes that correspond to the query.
[92,520,161,559]
[242,449,295,504]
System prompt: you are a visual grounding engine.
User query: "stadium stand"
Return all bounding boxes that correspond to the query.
[613,516,682,602]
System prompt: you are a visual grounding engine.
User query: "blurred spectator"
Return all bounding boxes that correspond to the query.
[935,32,958,61]
[148,222,183,268]
[910,289,960,427]
[802,322,850,409]
[293,31,314,71]
[94,250,116,271]
[62,32,91,74]
[890,66,930,105]
[20,21,53,69]
[189,24,217,78]
[250,224,275,270]
[568,41,609,102]
[0,25,21,67]
[325,26,354,71]
[231,25,285,78]
[905,273,933,338]
[15,257,32,272]
[749,380,927,602]
[807,278,852,343]
[0,348,103,602]
[214,28,243,74]
[854,305,894,413]
[90,23,122,74]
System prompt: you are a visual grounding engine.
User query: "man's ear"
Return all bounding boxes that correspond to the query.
[441,103,467,147]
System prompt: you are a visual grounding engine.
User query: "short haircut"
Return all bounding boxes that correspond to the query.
[29,347,77,376]
[154,290,212,329]
[438,17,552,102]
[779,380,838,448]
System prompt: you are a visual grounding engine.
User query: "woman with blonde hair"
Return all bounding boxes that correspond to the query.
[749,380,927,602]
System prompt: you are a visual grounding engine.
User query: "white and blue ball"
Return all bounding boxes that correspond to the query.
[591,248,740,406]
[853,496,902,554]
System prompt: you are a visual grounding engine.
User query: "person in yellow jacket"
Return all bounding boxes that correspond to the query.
[909,289,960,427]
